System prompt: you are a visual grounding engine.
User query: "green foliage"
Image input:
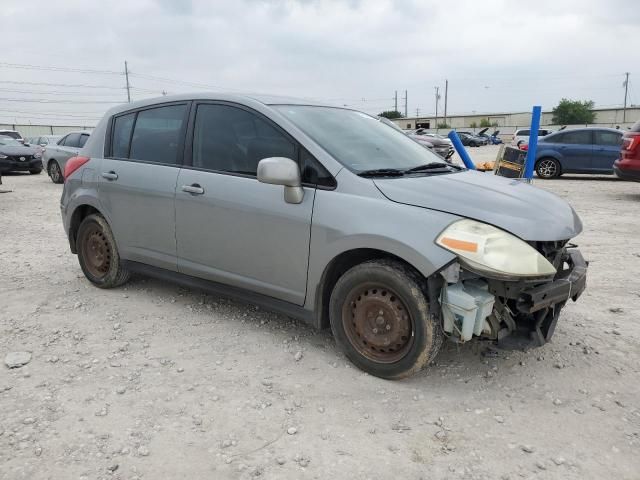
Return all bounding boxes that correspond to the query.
[469,121,478,129]
[551,99,596,125]
[479,118,492,128]
[378,110,404,119]
[437,122,450,128]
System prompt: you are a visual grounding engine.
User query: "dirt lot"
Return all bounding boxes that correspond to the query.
[1,153,639,480]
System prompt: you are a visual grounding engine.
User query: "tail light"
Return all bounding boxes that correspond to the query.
[64,156,90,181]
[622,133,640,153]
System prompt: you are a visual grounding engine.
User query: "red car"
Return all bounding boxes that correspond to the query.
[614,121,640,182]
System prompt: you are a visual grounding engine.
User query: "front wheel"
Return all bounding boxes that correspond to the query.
[76,214,130,288]
[536,157,561,179]
[329,260,442,379]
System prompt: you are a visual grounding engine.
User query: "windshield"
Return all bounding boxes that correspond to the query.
[0,137,23,146]
[274,105,447,172]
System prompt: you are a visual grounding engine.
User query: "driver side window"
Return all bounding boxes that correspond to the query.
[192,104,296,176]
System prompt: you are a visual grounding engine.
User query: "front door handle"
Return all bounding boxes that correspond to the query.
[181,184,204,195]
[101,171,118,180]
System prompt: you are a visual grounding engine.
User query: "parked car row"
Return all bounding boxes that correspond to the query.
[0,129,91,183]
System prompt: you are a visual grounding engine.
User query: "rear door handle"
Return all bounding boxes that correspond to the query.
[101,171,118,180]
[181,184,204,195]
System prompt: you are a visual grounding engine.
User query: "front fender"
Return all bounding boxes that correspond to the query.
[304,187,459,313]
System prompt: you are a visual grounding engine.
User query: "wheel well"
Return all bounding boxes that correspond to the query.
[68,205,101,253]
[315,248,424,329]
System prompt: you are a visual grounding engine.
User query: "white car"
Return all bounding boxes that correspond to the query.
[512,128,553,146]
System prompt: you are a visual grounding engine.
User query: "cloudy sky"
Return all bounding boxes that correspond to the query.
[0,0,637,125]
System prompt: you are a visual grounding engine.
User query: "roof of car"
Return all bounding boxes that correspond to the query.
[546,127,621,134]
[103,92,336,117]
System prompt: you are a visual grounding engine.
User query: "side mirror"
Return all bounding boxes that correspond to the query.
[257,157,304,204]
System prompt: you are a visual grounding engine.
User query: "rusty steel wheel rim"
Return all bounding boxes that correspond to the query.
[82,225,112,279]
[342,283,414,363]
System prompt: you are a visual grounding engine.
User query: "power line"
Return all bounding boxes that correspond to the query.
[0,108,104,118]
[0,80,125,90]
[0,88,127,97]
[0,62,122,75]
[127,72,242,92]
[0,97,121,105]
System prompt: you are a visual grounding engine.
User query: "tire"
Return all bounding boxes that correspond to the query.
[329,259,443,379]
[29,168,42,174]
[48,160,63,184]
[536,157,561,179]
[76,214,130,288]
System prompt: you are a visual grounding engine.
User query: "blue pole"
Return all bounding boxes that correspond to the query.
[524,106,541,179]
[448,130,476,170]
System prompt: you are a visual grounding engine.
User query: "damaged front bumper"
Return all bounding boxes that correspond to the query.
[438,248,587,349]
[516,249,587,314]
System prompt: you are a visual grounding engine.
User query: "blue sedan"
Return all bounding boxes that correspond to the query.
[534,128,623,178]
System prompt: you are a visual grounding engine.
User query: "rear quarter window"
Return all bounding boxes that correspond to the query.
[111,112,136,158]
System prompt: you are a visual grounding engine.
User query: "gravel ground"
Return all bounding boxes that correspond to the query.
[1,156,639,480]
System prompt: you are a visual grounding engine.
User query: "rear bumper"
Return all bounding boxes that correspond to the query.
[614,164,640,182]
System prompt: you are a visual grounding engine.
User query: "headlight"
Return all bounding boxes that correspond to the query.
[0,154,7,159]
[436,219,556,279]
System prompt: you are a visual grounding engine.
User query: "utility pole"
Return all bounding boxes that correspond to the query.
[623,72,630,123]
[394,90,398,113]
[434,86,440,128]
[444,79,448,127]
[403,90,408,118]
[124,60,131,103]
[416,108,420,117]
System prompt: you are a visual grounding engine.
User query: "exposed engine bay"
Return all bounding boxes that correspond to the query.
[434,243,587,348]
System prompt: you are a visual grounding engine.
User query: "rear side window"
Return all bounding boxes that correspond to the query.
[63,133,82,147]
[517,130,530,136]
[129,104,187,164]
[594,130,622,146]
[558,130,592,145]
[111,113,135,158]
[192,104,296,176]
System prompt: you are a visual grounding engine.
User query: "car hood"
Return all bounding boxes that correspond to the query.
[0,145,38,156]
[373,170,583,241]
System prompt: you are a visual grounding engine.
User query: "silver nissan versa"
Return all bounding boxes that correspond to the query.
[60,93,587,379]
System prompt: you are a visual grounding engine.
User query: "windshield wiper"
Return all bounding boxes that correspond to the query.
[357,168,405,177]
[404,162,461,173]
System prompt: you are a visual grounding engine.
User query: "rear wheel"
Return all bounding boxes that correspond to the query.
[48,161,63,184]
[536,157,561,179]
[329,260,442,379]
[76,214,130,288]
